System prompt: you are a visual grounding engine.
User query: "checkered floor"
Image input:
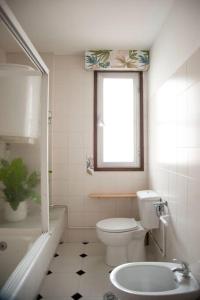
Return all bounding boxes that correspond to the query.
[38,242,117,300]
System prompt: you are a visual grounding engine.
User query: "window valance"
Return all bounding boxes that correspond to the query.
[85,50,149,71]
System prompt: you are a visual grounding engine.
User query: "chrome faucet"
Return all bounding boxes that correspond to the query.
[172,259,190,278]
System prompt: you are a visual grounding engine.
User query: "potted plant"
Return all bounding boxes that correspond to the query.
[0,158,40,222]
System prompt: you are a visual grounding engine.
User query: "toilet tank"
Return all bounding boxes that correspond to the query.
[137,190,160,229]
[0,64,41,143]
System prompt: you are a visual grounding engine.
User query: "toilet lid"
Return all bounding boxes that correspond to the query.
[96,218,138,233]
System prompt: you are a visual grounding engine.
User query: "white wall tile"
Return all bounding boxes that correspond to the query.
[68,115,85,132]
[68,180,86,196]
[176,148,188,177]
[52,196,68,206]
[53,147,68,164]
[188,148,200,180]
[187,178,200,263]
[68,132,85,148]
[68,212,85,227]
[66,196,84,211]
[52,111,69,133]
[187,47,200,87]
[175,176,188,244]
[67,164,86,181]
[63,228,98,243]
[167,173,177,224]
[115,198,135,218]
[53,132,68,148]
[52,162,68,180]
[51,55,147,239]
[84,211,116,227]
[83,197,115,213]
[63,229,87,242]
[176,92,188,148]
[187,83,200,147]
[148,47,200,264]
[68,147,86,164]
[52,179,68,197]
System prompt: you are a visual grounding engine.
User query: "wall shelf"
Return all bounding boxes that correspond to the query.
[88,193,136,198]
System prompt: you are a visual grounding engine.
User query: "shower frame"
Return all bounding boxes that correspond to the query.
[0,0,50,232]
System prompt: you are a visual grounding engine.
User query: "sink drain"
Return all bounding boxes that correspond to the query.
[0,241,7,251]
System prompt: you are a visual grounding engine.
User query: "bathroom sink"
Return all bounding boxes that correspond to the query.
[110,262,200,299]
[113,264,177,292]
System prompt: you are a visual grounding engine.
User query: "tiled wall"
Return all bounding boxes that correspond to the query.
[148,47,200,264]
[0,51,148,239]
[0,48,6,63]
[51,55,148,241]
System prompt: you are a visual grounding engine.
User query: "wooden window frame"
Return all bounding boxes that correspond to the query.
[93,70,144,171]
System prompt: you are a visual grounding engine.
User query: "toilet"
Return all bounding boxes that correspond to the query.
[96,190,160,266]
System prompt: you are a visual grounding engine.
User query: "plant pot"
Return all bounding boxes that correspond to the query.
[4,201,27,222]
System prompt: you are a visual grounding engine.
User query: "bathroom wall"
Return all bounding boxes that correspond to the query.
[0,48,6,63]
[51,55,148,241]
[148,0,200,264]
[2,52,148,240]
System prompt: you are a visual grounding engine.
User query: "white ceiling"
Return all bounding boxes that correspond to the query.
[2,0,175,54]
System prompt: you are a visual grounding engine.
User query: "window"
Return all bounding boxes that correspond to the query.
[94,71,144,171]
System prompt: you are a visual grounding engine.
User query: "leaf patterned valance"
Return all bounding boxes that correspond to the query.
[85,50,149,71]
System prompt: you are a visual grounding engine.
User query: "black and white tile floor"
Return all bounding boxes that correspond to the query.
[38,242,117,300]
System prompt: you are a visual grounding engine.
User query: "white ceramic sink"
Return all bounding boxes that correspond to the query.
[110,262,200,300]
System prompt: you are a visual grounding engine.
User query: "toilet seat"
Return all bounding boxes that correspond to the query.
[96,218,139,233]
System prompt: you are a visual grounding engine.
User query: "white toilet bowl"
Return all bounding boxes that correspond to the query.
[96,218,146,266]
[96,190,161,266]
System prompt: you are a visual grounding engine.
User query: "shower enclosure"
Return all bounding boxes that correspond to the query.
[0,0,49,230]
[0,1,59,299]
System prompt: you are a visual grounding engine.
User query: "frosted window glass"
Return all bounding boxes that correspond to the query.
[103,78,135,163]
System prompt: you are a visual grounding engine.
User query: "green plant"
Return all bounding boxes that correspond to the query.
[0,158,40,210]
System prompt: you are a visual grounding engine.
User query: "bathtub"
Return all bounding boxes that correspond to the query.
[0,229,40,288]
[0,206,66,300]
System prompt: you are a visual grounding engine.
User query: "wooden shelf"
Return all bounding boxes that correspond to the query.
[89,193,136,198]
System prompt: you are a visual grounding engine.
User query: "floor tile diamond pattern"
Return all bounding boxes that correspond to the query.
[40,242,118,299]
[46,270,52,275]
[76,269,86,276]
[71,292,83,299]
[79,253,87,258]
